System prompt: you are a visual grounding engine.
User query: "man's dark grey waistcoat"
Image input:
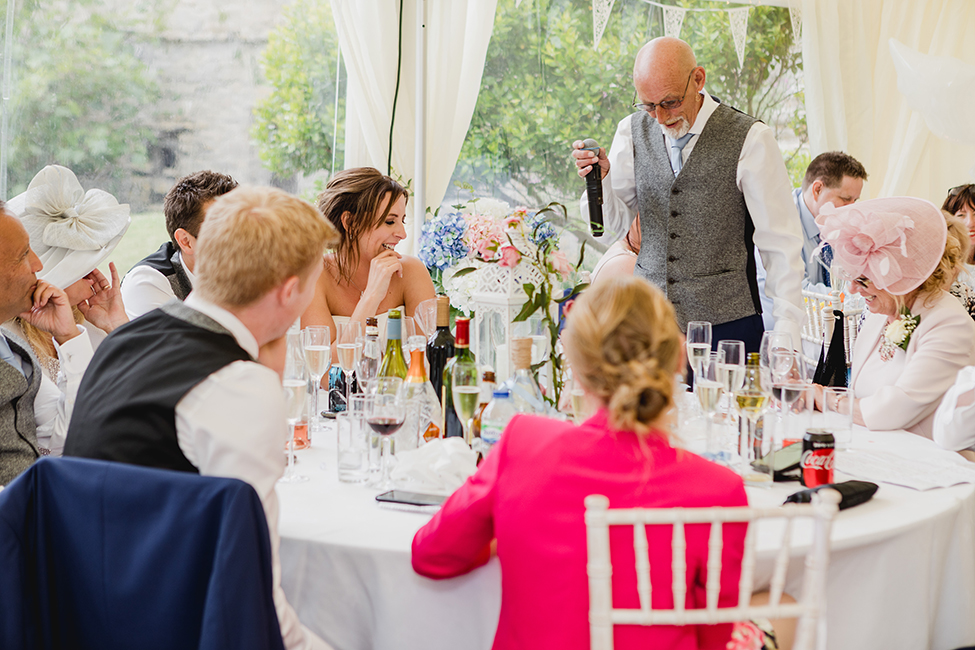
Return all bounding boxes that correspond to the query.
[632,103,762,329]
[0,332,41,485]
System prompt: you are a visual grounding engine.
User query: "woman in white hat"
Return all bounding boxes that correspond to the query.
[3,165,130,453]
[814,196,975,438]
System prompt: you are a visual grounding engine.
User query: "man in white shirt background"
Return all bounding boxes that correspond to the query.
[756,151,868,328]
[120,170,237,319]
[0,203,93,484]
[65,187,338,650]
[573,36,805,353]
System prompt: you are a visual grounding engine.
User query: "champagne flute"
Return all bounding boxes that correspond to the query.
[367,380,406,490]
[280,350,309,484]
[695,352,724,458]
[336,322,363,408]
[358,332,381,394]
[734,361,772,487]
[302,326,330,432]
[716,340,745,410]
[686,321,712,381]
[451,362,481,445]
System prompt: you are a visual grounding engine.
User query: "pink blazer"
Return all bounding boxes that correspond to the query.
[412,410,748,650]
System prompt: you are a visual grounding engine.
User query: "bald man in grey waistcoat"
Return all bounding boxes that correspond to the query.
[0,204,94,484]
[574,37,804,353]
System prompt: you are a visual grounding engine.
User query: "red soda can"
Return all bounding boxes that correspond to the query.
[801,428,835,487]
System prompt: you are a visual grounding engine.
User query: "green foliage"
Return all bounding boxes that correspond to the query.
[4,3,161,195]
[454,0,806,206]
[251,0,343,178]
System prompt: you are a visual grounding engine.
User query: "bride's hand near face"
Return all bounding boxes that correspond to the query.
[361,247,404,309]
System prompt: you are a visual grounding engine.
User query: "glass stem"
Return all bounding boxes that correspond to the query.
[287,425,296,477]
[311,376,321,432]
[345,370,353,409]
[380,435,391,485]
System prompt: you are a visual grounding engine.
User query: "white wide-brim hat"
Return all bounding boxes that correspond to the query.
[6,165,131,290]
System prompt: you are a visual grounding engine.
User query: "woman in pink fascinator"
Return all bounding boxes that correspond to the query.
[814,197,975,438]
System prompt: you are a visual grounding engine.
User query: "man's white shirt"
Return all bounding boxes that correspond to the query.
[120,250,196,319]
[174,293,331,650]
[581,90,805,346]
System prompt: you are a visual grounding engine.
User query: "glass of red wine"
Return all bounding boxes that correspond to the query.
[367,379,406,490]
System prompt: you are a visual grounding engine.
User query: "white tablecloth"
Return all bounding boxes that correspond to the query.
[277,426,975,650]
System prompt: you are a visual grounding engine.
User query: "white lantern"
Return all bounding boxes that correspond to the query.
[471,261,545,383]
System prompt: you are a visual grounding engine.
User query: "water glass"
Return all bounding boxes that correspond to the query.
[824,387,854,449]
[336,411,370,483]
[348,393,381,473]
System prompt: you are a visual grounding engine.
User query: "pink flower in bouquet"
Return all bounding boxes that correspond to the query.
[549,250,572,279]
[504,214,523,227]
[498,245,522,268]
[465,214,505,261]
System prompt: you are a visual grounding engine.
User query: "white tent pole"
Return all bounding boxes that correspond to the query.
[413,0,427,248]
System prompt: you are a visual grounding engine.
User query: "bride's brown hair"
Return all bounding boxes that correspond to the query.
[563,276,681,435]
[316,167,408,283]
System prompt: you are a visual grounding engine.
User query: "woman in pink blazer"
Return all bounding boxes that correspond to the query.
[813,197,975,438]
[412,277,749,650]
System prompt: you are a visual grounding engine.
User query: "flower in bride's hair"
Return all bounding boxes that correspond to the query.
[498,245,522,268]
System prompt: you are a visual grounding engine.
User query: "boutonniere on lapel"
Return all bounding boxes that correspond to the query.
[880,307,920,362]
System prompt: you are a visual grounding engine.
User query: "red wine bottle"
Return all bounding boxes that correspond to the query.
[427,295,455,404]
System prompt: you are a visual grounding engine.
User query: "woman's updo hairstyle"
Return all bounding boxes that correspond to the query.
[563,276,682,435]
[316,167,408,282]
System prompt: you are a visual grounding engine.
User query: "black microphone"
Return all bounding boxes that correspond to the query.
[582,138,604,237]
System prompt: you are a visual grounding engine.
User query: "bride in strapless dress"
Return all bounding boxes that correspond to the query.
[301,167,436,342]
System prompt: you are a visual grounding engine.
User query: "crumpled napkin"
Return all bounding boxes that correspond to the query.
[390,438,478,495]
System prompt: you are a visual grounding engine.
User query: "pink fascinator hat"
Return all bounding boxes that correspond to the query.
[815,197,947,296]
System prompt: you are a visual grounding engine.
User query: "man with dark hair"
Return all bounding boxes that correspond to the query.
[795,152,868,290]
[120,170,237,318]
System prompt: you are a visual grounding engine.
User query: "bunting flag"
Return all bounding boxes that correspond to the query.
[789,3,802,43]
[592,0,617,49]
[728,7,750,70]
[662,5,687,39]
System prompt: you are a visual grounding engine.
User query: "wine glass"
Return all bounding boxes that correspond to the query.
[686,321,712,381]
[280,347,309,484]
[771,348,806,441]
[367,380,406,491]
[694,352,724,458]
[358,331,382,394]
[402,317,416,368]
[336,322,363,409]
[451,362,481,445]
[302,326,330,432]
[716,340,745,409]
[734,361,772,487]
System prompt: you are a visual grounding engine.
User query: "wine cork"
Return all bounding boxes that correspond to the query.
[511,337,533,370]
[436,295,450,327]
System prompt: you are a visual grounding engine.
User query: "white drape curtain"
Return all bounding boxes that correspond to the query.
[802,0,975,204]
[330,0,498,254]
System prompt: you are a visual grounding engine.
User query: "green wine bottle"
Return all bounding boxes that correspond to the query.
[443,316,476,439]
[378,308,408,380]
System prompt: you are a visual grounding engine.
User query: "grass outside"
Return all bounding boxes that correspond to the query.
[98,211,169,280]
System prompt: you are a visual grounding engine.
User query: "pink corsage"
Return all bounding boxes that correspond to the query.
[726,620,767,650]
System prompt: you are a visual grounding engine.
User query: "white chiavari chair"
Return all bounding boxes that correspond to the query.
[802,289,863,369]
[585,489,841,650]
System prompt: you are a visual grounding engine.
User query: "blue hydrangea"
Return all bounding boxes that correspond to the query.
[524,210,558,247]
[418,211,470,271]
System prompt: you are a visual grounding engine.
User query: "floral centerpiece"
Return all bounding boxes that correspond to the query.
[418,196,588,407]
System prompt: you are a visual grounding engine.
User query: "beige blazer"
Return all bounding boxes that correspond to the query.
[851,290,975,438]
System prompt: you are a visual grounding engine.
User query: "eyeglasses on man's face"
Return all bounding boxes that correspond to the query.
[633,69,695,115]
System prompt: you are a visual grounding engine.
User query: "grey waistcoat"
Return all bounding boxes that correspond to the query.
[632,103,762,330]
[0,331,41,485]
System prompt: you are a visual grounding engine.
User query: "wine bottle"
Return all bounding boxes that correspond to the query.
[378,308,408,380]
[471,370,496,439]
[442,316,475,438]
[501,337,545,413]
[427,295,455,404]
[402,347,443,443]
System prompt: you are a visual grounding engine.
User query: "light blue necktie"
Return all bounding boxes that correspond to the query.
[0,335,26,379]
[669,132,694,176]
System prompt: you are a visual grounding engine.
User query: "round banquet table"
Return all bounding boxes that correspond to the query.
[276,425,975,650]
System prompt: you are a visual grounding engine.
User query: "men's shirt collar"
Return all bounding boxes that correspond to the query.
[689,89,718,136]
[176,251,196,287]
[183,293,259,360]
[793,187,821,242]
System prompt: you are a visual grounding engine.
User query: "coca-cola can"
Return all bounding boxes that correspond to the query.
[801,428,835,487]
